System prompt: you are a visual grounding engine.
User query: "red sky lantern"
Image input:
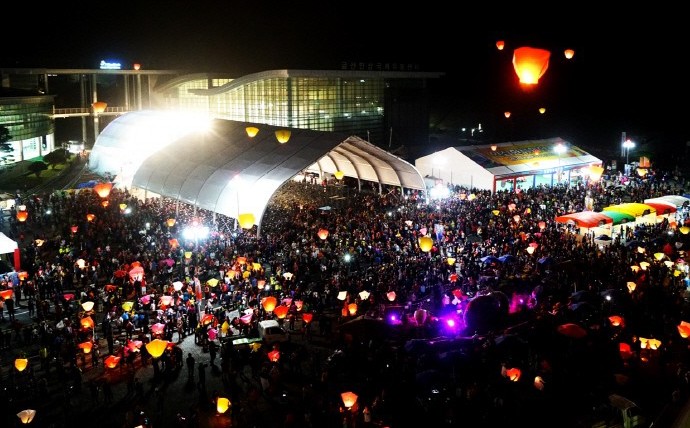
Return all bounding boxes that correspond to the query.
[268,349,280,362]
[201,314,215,325]
[78,341,93,354]
[496,40,505,50]
[94,182,113,198]
[92,101,108,113]
[512,46,551,85]
[71,225,78,234]
[302,313,313,324]
[387,291,396,302]
[678,321,690,339]
[274,305,289,319]
[16,210,28,222]
[0,289,13,300]
[317,228,329,240]
[505,367,521,382]
[104,355,121,368]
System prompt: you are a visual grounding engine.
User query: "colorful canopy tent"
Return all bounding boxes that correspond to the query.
[555,212,613,229]
[600,211,636,225]
[644,195,690,208]
[642,201,677,218]
[0,232,20,271]
[603,203,656,225]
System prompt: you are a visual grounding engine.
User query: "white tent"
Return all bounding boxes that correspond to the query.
[0,232,17,254]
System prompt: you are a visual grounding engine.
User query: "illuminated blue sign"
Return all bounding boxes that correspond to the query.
[99,60,122,70]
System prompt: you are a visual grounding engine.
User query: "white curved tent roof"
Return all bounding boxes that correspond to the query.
[89,112,425,230]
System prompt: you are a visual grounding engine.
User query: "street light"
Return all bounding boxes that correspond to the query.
[553,143,567,184]
[622,139,635,166]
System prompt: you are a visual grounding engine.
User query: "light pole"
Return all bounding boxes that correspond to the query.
[622,139,635,166]
[230,175,243,230]
[553,143,567,184]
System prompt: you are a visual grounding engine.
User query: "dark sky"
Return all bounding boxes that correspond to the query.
[5,4,689,158]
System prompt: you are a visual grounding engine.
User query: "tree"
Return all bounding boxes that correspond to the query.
[43,148,68,169]
[0,125,11,153]
[28,160,48,178]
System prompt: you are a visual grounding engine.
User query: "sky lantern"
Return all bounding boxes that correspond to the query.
[166,218,176,227]
[245,126,259,138]
[1,289,14,300]
[16,210,28,222]
[619,343,633,360]
[608,315,624,327]
[505,367,521,382]
[302,313,313,324]
[538,107,546,114]
[268,349,281,362]
[146,339,170,358]
[70,225,78,234]
[418,236,433,252]
[334,170,345,180]
[447,257,456,266]
[80,316,95,330]
[534,376,545,391]
[92,101,107,113]
[94,182,113,198]
[262,296,277,312]
[101,200,109,208]
[414,309,427,325]
[317,228,329,240]
[14,358,28,372]
[133,63,141,70]
[104,355,121,368]
[275,129,291,143]
[358,290,370,301]
[496,40,505,50]
[678,321,690,339]
[78,341,94,354]
[504,111,511,118]
[564,48,575,59]
[238,213,255,229]
[17,409,36,424]
[387,291,396,302]
[347,303,358,316]
[512,46,551,85]
[81,301,94,312]
[639,337,662,350]
[86,213,96,222]
[341,391,358,409]
[274,305,289,319]
[217,397,231,414]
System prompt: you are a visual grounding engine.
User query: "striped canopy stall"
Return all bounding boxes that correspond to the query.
[644,195,690,208]
[555,211,614,228]
[603,203,656,225]
[600,210,636,225]
[642,201,677,216]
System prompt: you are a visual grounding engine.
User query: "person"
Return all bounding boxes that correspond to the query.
[5,297,14,321]
[27,295,35,318]
[186,352,195,379]
[209,341,217,366]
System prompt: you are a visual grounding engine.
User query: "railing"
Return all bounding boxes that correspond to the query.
[50,106,129,118]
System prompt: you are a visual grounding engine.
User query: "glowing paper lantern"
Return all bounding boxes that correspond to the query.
[18,271,29,280]
[505,367,521,382]
[341,391,358,409]
[146,339,170,358]
[418,236,433,252]
[538,221,546,230]
[503,111,511,118]
[81,301,94,312]
[564,48,575,59]
[534,376,545,391]
[678,321,690,339]
[274,305,289,319]
[94,182,113,198]
[317,229,329,240]
[184,251,192,259]
[0,289,13,300]
[358,290,370,301]
[201,314,215,325]
[334,170,344,180]
[608,315,624,327]
[294,300,303,310]
[15,358,28,372]
[159,295,174,307]
[245,126,259,138]
[538,107,546,114]
[101,200,109,208]
[302,313,313,324]
[639,261,650,270]
[78,341,94,354]
[512,46,551,85]
[133,63,141,70]
[119,203,127,211]
[262,296,278,312]
[347,303,358,316]
[92,101,107,113]
[268,349,280,362]
[275,129,291,143]
[680,226,690,235]
[238,213,255,229]
[16,210,28,222]
[122,301,134,312]
[86,213,96,222]
[496,40,505,50]
[619,342,633,360]
[221,320,230,334]
[71,225,78,234]
[104,355,121,368]
[639,337,662,350]
[387,291,396,302]
[414,309,427,325]
[80,316,95,330]
[337,291,348,301]
[17,409,36,424]
[217,397,231,414]
[166,218,176,227]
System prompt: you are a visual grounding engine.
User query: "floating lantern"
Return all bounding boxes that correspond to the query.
[418,236,433,252]
[387,291,396,302]
[245,126,259,138]
[17,409,36,424]
[86,213,96,222]
[504,111,511,118]
[347,303,358,316]
[678,321,690,339]
[92,101,107,113]
[534,376,545,391]
[146,339,170,358]
[94,182,113,198]
[71,225,78,234]
[80,316,95,330]
[608,315,624,327]
[680,226,690,235]
[318,229,329,240]
[358,290,370,301]
[15,358,28,372]
[166,218,176,227]
[78,341,93,354]
[262,296,278,312]
[341,391,358,409]
[619,342,633,360]
[639,261,650,270]
[506,367,521,382]
[268,349,280,362]
[217,397,231,414]
[414,309,427,325]
[274,305,289,319]
[639,337,661,350]
[101,200,109,208]
[275,130,291,143]
[238,213,255,229]
[334,170,345,180]
[512,46,551,85]
[133,63,141,70]
[81,301,94,312]
[538,221,546,230]
[0,289,13,300]
[496,40,505,50]
[446,257,456,266]
[16,210,28,222]
[564,48,575,59]
[122,301,134,312]
[104,355,121,368]
[538,107,546,114]
[302,313,313,324]
[337,291,348,301]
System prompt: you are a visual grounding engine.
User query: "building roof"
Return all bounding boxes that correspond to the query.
[454,138,602,178]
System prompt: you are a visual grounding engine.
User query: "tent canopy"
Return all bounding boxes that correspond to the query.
[642,201,677,216]
[555,212,613,228]
[0,232,18,254]
[603,203,656,218]
[600,211,636,225]
[644,195,690,208]
[90,113,427,231]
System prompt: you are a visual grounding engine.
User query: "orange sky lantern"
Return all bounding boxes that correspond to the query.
[92,101,107,113]
[512,46,551,85]
[94,182,113,198]
[80,316,95,329]
[104,355,120,368]
[16,210,28,222]
[146,339,169,358]
[78,341,94,354]
[262,296,277,312]
[268,349,280,362]
[318,228,329,240]
[15,358,28,372]
[564,48,575,59]
[274,305,289,319]
[496,40,505,50]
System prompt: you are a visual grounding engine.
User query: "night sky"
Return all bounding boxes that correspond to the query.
[5,4,689,161]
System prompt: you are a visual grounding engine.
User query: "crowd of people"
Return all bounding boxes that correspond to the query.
[1,165,690,427]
